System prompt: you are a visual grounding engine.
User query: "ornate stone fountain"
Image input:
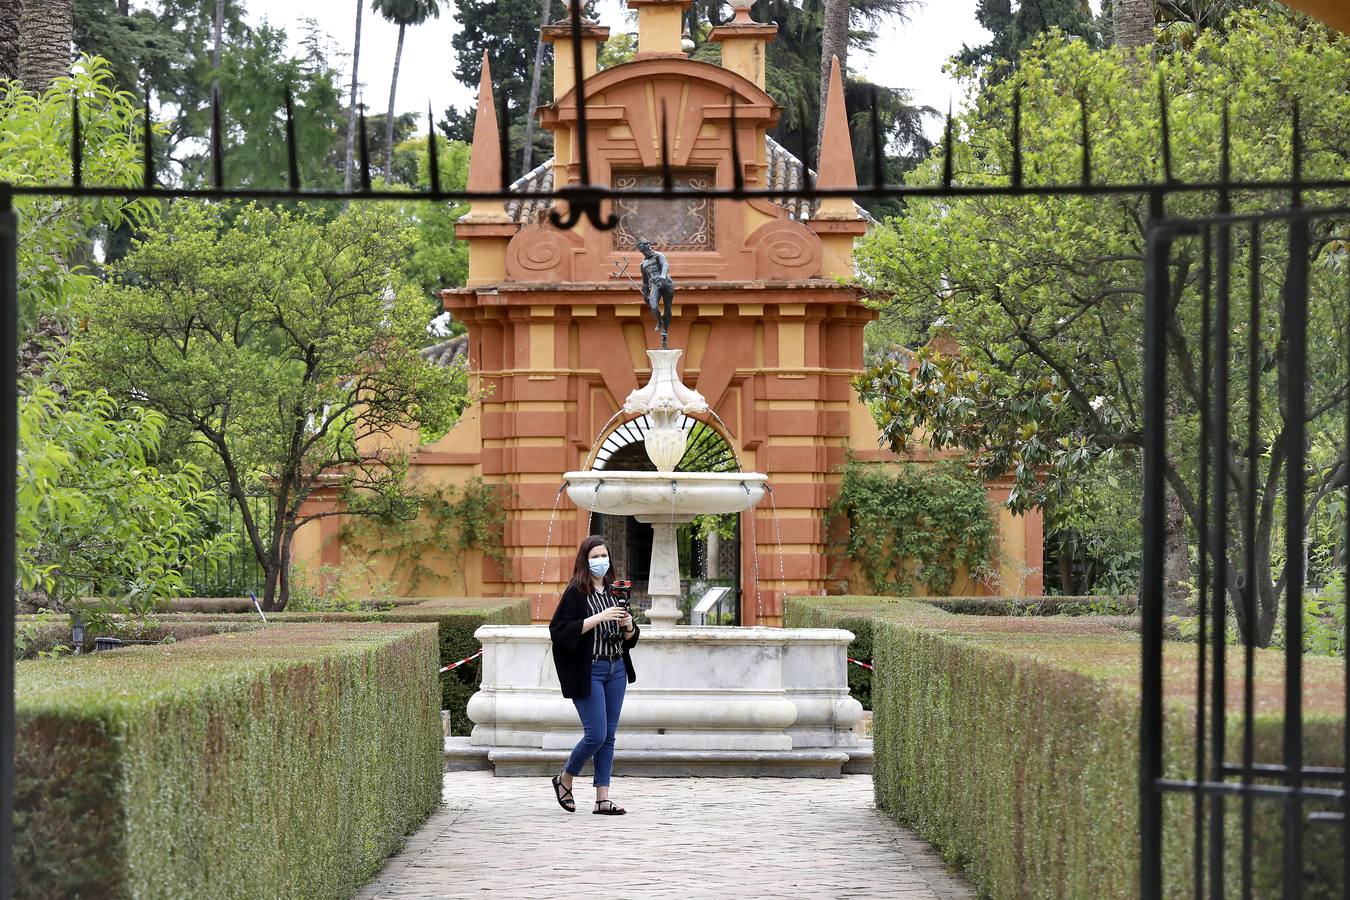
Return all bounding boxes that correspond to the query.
[455,341,868,777]
[563,348,767,626]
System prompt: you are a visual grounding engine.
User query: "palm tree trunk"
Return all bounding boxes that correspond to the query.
[384,22,406,180]
[1114,0,1156,50]
[19,0,72,93]
[521,0,552,174]
[344,0,364,192]
[0,0,24,82]
[817,0,849,155]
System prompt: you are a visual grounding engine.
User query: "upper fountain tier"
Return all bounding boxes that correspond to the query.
[564,348,768,519]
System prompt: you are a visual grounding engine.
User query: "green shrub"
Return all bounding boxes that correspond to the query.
[14,612,262,659]
[164,596,530,735]
[15,622,442,899]
[787,595,1345,898]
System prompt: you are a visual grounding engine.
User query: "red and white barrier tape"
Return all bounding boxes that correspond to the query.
[847,657,873,671]
[439,650,483,674]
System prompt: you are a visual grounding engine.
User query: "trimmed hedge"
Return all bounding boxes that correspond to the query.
[918,594,1138,617]
[786,595,1345,898]
[15,616,263,658]
[15,622,442,899]
[165,597,530,735]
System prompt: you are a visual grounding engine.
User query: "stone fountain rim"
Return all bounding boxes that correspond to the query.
[475,624,856,644]
[563,470,769,482]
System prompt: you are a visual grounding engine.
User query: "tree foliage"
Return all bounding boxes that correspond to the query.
[0,58,159,328]
[956,0,1103,87]
[17,371,230,623]
[855,13,1350,642]
[76,202,470,610]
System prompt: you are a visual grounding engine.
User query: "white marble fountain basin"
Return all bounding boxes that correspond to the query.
[563,470,768,518]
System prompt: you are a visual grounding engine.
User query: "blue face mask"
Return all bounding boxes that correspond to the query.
[588,556,610,578]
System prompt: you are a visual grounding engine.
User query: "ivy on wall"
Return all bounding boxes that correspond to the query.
[343,478,510,594]
[825,460,996,596]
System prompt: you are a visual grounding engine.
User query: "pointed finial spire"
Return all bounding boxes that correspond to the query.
[467,51,502,194]
[813,55,858,219]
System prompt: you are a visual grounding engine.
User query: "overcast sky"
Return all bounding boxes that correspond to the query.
[248,0,1000,137]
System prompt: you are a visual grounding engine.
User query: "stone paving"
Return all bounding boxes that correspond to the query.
[357,771,973,899]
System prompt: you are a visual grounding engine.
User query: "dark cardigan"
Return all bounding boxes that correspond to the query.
[549,583,640,699]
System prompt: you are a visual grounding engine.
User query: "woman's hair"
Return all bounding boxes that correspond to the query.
[566,534,615,598]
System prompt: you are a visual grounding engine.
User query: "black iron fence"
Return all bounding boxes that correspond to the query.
[1,1,1348,896]
[181,492,274,598]
[1140,192,1350,895]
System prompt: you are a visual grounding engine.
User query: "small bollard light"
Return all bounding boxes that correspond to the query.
[70,615,86,654]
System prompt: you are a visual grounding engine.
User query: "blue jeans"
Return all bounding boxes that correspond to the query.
[564,658,627,787]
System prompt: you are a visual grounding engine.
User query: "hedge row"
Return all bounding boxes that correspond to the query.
[786,595,1345,898]
[166,596,530,735]
[15,622,442,900]
[917,594,1138,616]
[15,616,263,659]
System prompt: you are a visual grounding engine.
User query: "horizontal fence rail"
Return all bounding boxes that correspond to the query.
[2,0,1349,896]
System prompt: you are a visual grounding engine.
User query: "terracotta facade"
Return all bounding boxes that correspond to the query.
[292,0,1043,623]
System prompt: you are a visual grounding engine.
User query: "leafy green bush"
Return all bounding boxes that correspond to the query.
[165,597,530,735]
[825,460,995,596]
[15,622,442,899]
[14,612,262,659]
[17,379,232,625]
[787,595,1345,898]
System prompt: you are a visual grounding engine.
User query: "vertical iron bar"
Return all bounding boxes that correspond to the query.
[358,111,372,192]
[283,88,301,191]
[427,104,441,197]
[659,102,672,191]
[1242,193,1261,900]
[1011,87,1023,188]
[211,84,225,189]
[1141,189,1169,900]
[941,104,954,189]
[0,187,15,900]
[568,0,593,186]
[1159,79,1174,184]
[728,95,744,193]
[1281,110,1308,899]
[70,94,83,189]
[142,88,155,190]
[1209,188,1233,900]
[1342,264,1349,899]
[1195,225,1211,900]
[497,90,511,191]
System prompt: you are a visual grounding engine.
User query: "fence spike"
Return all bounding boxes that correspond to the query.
[1158,77,1173,184]
[358,109,372,191]
[869,87,884,189]
[498,89,512,192]
[941,101,954,189]
[569,0,593,185]
[729,93,744,193]
[1011,85,1023,187]
[70,92,83,189]
[283,86,301,191]
[211,84,225,189]
[1078,90,1091,186]
[659,101,673,191]
[1290,101,1302,193]
[1220,100,1231,185]
[427,103,441,196]
[798,98,815,195]
[142,86,155,190]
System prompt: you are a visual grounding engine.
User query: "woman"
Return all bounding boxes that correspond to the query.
[548,535,639,815]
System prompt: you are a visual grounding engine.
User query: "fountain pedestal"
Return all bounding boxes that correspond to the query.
[637,515,690,626]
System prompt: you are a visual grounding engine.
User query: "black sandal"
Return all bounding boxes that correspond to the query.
[593,799,627,816]
[551,775,575,812]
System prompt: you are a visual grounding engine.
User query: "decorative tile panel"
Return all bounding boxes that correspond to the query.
[613,168,716,252]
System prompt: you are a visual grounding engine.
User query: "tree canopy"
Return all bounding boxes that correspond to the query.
[855,12,1350,641]
[76,202,469,609]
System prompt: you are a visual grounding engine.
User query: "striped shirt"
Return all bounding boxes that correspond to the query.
[587,589,625,659]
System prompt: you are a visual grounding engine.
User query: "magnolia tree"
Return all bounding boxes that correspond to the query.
[79,202,469,610]
[855,13,1350,644]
